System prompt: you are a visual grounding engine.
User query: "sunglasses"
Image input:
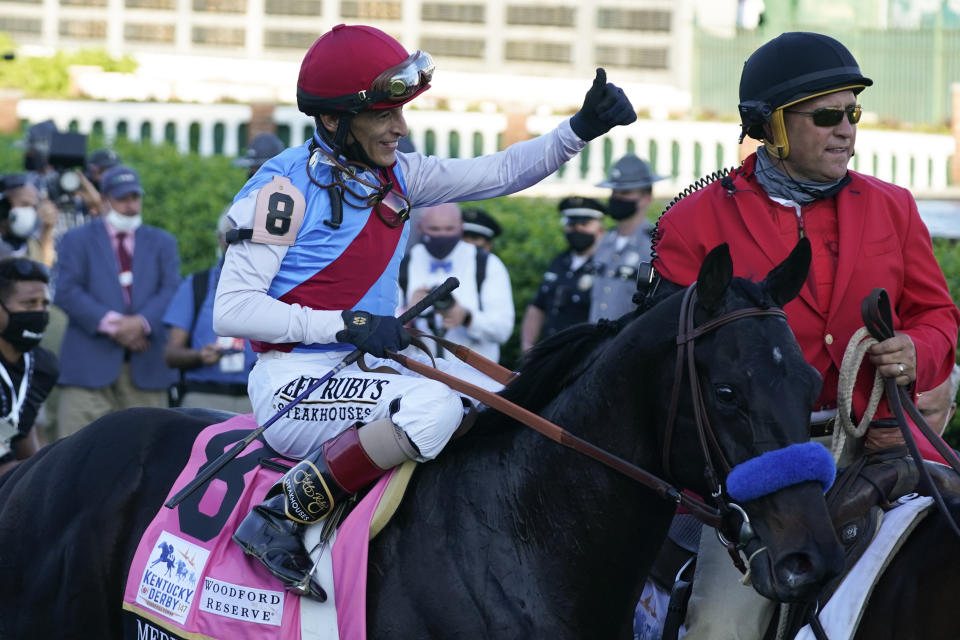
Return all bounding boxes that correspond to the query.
[785,104,862,127]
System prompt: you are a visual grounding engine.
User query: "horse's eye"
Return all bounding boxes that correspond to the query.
[715,384,737,405]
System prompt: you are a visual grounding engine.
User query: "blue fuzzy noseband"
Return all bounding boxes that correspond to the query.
[726,442,836,503]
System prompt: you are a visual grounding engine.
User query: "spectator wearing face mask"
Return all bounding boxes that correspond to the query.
[0,257,59,473]
[400,202,514,363]
[0,174,58,268]
[590,153,665,322]
[521,197,606,352]
[53,165,180,438]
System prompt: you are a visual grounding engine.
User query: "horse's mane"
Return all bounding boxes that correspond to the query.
[498,317,625,416]
[481,274,777,437]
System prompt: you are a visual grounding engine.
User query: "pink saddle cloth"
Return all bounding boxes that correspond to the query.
[121,414,398,640]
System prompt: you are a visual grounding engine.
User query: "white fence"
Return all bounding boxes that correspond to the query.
[17,99,956,198]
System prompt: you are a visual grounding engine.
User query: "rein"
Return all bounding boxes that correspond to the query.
[860,288,960,539]
[385,347,723,527]
[386,284,788,534]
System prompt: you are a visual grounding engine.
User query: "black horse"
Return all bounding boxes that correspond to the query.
[853,491,960,640]
[0,242,843,639]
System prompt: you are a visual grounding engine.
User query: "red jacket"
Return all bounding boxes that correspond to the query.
[654,154,960,462]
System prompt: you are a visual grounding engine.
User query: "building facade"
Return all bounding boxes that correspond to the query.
[0,0,710,113]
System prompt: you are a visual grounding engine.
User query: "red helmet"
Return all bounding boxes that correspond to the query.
[297,24,434,116]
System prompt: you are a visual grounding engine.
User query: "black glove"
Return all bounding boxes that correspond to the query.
[336,310,411,357]
[569,68,637,142]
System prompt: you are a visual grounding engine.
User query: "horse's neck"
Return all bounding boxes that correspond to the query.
[370,375,676,635]
[485,406,672,557]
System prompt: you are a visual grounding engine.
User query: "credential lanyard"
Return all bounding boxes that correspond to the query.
[0,352,31,428]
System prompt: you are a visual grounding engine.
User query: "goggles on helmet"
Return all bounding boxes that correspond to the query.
[370,51,435,103]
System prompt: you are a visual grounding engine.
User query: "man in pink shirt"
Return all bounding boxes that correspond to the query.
[54,165,180,437]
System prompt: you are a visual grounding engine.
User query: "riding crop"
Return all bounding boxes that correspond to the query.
[165,276,460,509]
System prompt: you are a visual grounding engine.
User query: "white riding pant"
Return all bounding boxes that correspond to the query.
[682,529,775,640]
[249,347,503,460]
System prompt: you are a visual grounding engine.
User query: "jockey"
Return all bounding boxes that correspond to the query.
[213,23,637,598]
[650,32,960,639]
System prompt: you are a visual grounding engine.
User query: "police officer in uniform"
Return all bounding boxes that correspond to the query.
[589,153,664,323]
[521,196,605,351]
[460,207,502,253]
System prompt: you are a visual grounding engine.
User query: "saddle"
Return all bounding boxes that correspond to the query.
[824,445,917,574]
[653,456,959,640]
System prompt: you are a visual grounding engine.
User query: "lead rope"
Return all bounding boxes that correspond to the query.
[833,327,885,462]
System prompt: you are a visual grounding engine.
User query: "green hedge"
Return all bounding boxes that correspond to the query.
[932,238,960,445]
[0,38,137,97]
[1,130,958,446]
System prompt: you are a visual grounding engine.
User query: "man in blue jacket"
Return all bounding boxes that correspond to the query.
[54,165,180,437]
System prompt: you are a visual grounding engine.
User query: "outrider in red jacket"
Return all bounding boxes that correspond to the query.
[654,153,960,463]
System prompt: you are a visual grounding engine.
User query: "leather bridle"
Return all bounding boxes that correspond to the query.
[663,285,788,506]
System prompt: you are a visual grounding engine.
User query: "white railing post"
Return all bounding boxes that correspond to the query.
[11,100,955,196]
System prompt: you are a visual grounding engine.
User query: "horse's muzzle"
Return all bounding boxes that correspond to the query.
[743,481,845,603]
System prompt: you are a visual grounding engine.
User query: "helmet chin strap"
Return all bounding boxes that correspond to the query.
[320,113,386,169]
[318,114,352,156]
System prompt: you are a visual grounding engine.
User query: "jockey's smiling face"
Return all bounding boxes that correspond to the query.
[321,107,409,168]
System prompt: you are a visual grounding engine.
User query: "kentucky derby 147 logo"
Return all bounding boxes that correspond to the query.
[135,531,210,624]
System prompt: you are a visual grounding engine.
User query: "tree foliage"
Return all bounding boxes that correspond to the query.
[0,37,136,98]
[931,238,960,445]
[1,128,958,447]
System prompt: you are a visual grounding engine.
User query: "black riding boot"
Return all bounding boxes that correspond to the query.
[826,445,918,557]
[233,420,416,600]
[232,490,331,600]
[232,441,353,601]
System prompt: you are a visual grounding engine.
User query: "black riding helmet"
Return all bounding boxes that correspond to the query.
[738,32,872,158]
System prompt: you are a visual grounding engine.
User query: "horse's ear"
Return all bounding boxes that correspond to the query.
[763,237,811,307]
[696,243,733,311]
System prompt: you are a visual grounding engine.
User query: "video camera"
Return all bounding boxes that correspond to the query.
[26,129,89,205]
[49,131,88,172]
